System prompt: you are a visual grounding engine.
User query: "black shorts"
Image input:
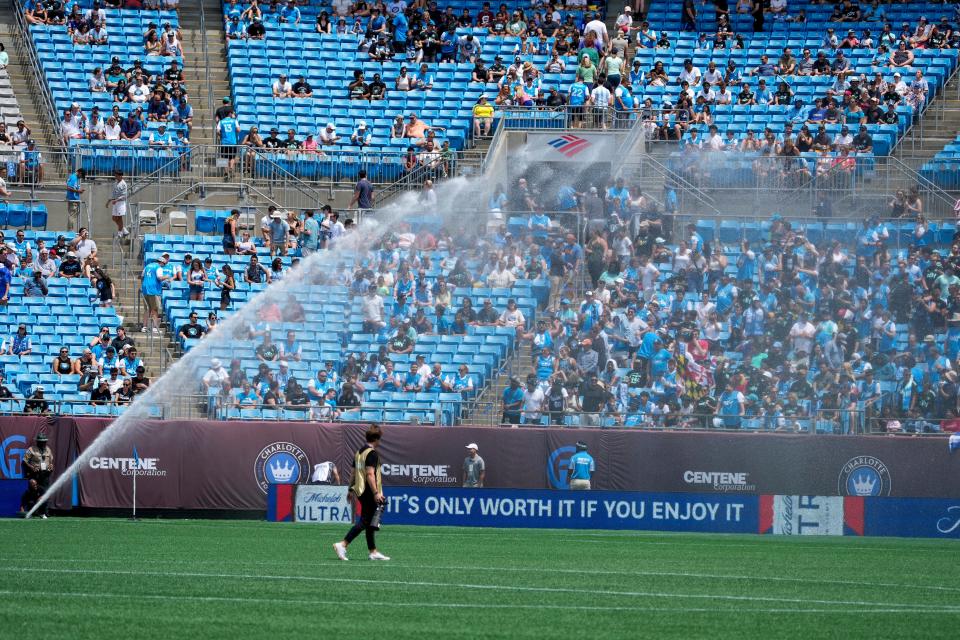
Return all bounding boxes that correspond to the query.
[570,106,584,121]
[220,145,238,159]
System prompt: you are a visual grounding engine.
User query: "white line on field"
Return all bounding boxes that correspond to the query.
[13,557,960,595]
[1,566,957,612]
[2,589,960,615]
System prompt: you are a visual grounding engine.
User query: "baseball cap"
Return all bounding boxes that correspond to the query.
[466,443,479,450]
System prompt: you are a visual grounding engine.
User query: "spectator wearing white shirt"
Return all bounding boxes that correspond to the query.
[584,12,609,51]
[128,78,150,103]
[272,74,293,98]
[589,82,612,129]
[677,59,702,86]
[789,312,816,355]
[703,61,723,86]
[61,110,84,144]
[104,116,121,141]
[705,125,723,151]
[833,126,853,151]
[86,107,106,140]
[486,260,516,288]
[319,123,341,146]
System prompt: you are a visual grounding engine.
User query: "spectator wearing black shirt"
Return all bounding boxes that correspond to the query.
[25,386,50,413]
[349,71,370,99]
[90,379,112,404]
[215,97,233,122]
[247,17,266,39]
[853,126,873,153]
[545,87,566,107]
[178,312,206,341]
[131,365,150,394]
[865,98,883,123]
[476,299,500,325]
[256,333,280,361]
[111,327,135,354]
[281,128,301,151]
[368,73,386,100]
[291,75,313,98]
[388,326,414,354]
[263,127,283,148]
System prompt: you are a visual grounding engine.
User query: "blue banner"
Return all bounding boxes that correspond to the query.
[382,487,760,533]
[865,497,960,539]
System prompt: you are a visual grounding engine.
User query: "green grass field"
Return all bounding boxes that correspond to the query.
[1,519,959,638]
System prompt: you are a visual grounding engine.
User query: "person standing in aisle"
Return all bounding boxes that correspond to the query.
[65,168,85,231]
[106,170,128,238]
[349,169,374,214]
[334,424,390,561]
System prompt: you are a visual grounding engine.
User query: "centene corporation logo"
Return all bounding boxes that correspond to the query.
[547,446,577,489]
[547,134,592,158]
[88,456,167,477]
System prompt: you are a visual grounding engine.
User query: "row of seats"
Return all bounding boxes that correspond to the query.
[27,9,185,177]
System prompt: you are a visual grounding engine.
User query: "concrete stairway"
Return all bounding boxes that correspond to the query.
[895,72,960,174]
[0,4,59,153]
[94,233,177,377]
[178,0,231,148]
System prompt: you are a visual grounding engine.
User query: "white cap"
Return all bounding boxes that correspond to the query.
[326,122,336,130]
[210,358,222,368]
[357,120,367,128]
[465,443,479,450]
[279,360,289,367]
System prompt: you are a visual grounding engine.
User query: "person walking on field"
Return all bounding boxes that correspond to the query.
[334,424,390,561]
[106,169,129,238]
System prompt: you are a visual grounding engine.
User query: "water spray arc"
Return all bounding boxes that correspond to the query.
[26,176,482,519]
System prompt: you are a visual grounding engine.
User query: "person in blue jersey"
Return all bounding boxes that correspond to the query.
[568,441,595,490]
[718,381,745,429]
[216,108,241,177]
[535,346,557,384]
[568,77,589,128]
[392,11,408,54]
[279,0,300,24]
[141,253,169,334]
[64,168,85,232]
[501,377,524,425]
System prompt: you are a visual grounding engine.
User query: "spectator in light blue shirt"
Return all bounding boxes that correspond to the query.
[568,441,595,490]
[279,0,300,24]
[754,79,774,105]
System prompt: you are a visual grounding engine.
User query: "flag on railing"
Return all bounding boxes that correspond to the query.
[950,433,960,453]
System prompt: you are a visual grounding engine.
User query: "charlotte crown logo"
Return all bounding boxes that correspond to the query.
[547,134,591,158]
[255,442,309,493]
[837,455,892,496]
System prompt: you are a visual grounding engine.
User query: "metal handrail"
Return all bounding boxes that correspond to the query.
[10,0,65,179]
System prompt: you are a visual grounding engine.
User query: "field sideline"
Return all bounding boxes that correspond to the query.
[1,519,958,638]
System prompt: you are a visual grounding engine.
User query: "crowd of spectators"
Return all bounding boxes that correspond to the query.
[475,169,960,433]
[0,222,146,409]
